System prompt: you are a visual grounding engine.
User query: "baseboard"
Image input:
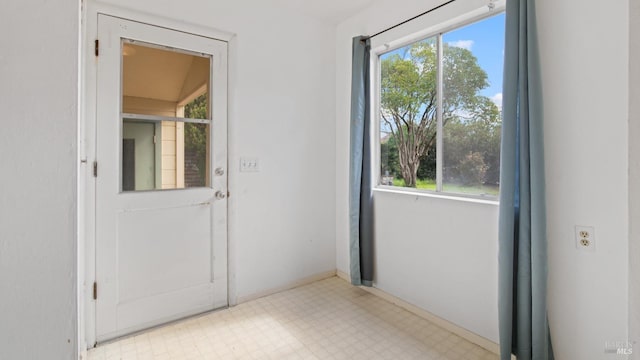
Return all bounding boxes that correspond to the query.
[336,270,351,283]
[336,270,500,355]
[237,270,337,304]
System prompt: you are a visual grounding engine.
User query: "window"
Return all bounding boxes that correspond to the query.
[378,13,505,197]
[121,40,211,191]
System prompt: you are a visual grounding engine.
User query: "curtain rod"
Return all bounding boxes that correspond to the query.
[362,0,457,41]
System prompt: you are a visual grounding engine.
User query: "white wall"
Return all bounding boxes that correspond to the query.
[374,191,499,342]
[536,0,630,359]
[337,0,633,357]
[335,0,501,344]
[86,0,337,302]
[629,1,640,358]
[0,1,79,359]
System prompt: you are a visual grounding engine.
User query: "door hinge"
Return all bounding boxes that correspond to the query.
[95,39,99,57]
[93,161,98,177]
[92,282,97,300]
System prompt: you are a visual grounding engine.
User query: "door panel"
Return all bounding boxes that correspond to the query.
[96,15,228,341]
[116,205,212,303]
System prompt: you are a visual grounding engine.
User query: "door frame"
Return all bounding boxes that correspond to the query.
[80,3,238,351]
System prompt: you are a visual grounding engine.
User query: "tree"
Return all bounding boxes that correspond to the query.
[442,96,501,185]
[380,133,400,178]
[380,40,491,187]
[184,94,208,185]
[184,93,207,158]
[457,151,488,186]
[381,129,437,182]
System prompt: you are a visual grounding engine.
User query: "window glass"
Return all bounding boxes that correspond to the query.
[120,40,211,191]
[442,14,504,196]
[182,94,209,188]
[378,13,505,197]
[122,42,210,119]
[380,36,438,189]
[121,118,210,191]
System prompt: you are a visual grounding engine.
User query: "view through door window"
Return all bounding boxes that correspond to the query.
[121,41,211,191]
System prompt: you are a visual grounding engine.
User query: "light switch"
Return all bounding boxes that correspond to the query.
[240,157,259,172]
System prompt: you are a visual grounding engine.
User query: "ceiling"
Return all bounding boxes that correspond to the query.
[268,0,377,24]
[122,43,209,104]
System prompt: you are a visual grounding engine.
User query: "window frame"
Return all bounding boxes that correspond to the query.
[371,4,505,200]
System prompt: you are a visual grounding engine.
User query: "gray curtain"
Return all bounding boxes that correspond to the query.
[349,36,374,287]
[498,0,553,359]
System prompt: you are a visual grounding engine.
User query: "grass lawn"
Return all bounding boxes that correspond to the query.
[391,178,499,197]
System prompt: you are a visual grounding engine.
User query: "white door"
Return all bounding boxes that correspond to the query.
[95,15,228,342]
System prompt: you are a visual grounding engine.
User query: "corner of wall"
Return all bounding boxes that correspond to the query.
[629,0,640,357]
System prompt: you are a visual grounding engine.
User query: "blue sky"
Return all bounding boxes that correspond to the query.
[380,12,505,108]
[444,12,505,106]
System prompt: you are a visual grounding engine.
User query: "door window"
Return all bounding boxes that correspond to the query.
[121,41,211,191]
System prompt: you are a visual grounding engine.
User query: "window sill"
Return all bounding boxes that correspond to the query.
[373,186,499,206]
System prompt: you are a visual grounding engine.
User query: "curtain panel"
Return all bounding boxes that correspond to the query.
[349,36,374,287]
[498,0,554,359]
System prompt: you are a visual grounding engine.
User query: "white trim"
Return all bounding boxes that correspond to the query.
[375,185,500,202]
[237,270,337,304]
[82,1,98,348]
[371,42,382,191]
[436,33,444,192]
[121,113,211,124]
[374,186,498,206]
[81,2,236,349]
[91,1,235,42]
[226,35,238,307]
[336,271,501,355]
[77,0,87,356]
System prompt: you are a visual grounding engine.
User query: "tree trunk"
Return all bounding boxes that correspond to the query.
[398,143,422,187]
[401,158,419,187]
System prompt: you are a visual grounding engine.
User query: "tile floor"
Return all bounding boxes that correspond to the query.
[87,277,497,360]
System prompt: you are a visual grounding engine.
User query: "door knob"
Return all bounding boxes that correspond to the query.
[215,191,226,200]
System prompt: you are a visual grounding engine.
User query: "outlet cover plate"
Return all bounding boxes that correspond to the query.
[575,225,595,251]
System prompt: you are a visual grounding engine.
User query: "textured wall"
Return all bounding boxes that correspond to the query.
[630,1,640,358]
[0,1,78,359]
[537,0,630,359]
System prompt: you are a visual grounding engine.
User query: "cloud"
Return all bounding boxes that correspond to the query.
[448,40,474,51]
[491,93,503,109]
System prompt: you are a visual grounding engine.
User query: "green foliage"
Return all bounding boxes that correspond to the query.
[417,146,436,180]
[442,46,488,117]
[184,94,208,184]
[457,151,488,186]
[184,93,207,119]
[442,96,501,185]
[392,178,436,189]
[391,177,499,196]
[184,93,208,154]
[380,134,400,178]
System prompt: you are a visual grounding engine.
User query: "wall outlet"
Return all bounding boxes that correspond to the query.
[575,225,595,251]
[240,157,259,172]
